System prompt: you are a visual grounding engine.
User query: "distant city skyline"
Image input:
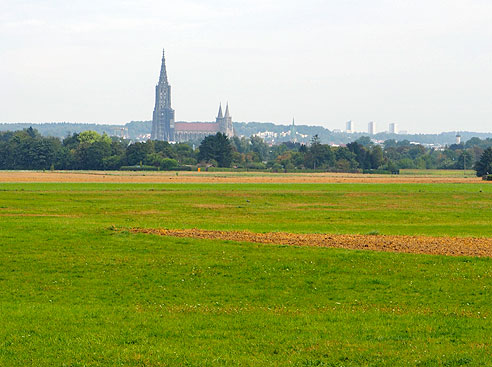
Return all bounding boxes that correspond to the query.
[1,0,491,133]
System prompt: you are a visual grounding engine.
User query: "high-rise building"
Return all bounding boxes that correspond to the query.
[456,134,461,145]
[368,121,376,135]
[346,120,353,133]
[151,50,175,141]
[389,123,398,134]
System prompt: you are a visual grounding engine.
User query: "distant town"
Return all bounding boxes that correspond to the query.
[1,120,491,149]
[3,49,490,150]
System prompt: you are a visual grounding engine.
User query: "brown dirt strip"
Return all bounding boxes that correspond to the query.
[0,171,484,183]
[131,228,492,258]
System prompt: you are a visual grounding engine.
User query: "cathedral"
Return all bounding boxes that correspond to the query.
[151,50,234,142]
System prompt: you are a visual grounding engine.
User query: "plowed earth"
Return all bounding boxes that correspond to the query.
[0,171,483,183]
[131,228,492,258]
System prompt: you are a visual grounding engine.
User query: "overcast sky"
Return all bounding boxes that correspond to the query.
[1,0,491,133]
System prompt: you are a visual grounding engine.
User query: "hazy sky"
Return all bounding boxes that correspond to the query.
[1,0,491,133]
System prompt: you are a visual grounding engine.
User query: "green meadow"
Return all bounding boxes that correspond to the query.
[1,182,492,366]
[399,169,476,177]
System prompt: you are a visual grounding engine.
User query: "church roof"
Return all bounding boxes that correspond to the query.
[175,122,219,132]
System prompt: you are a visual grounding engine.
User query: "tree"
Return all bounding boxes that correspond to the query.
[355,136,373,147]
[457,151,473,170]
[307,135,322,169]
[153,140,178,159]
[175,143,197,165]
[305,135,335,169]
[369,145,384,169]
[126,141,153,166]
[465,137,492,150]
[198,133,233,167]
[231,136,250,154]
[78,131,110,145]
[335,147,358,169]
[102,155,124,170]
[347,142,369,169]
[26,126,38,138]
[474,147,492,176]
[383,139,397,149]
[72,131,112,169]
[250,136,269,161]
[28,138,59,169]
[83,140,112,169]
[161,158,179,170]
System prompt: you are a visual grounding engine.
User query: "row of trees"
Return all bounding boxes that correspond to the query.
[1,127,492,176]
[0,128,195,170]
[228,134,491,173]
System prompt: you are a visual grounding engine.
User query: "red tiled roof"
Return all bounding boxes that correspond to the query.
[175,122,219,132]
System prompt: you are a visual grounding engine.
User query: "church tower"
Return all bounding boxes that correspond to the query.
[151,49,175,141]
[216,103,234,137]
[290,117,297,142]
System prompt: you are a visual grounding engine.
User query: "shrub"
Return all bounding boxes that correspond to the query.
[475,147,492,177]
[362,169,396,175]
[246,162,267,170]
[161,158,179,170]
[120,165,158,171]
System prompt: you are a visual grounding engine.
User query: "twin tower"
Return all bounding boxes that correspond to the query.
[151,50,234,142]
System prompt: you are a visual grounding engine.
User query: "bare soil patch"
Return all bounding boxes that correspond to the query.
[131,228,492,258]
[0,171,484,184]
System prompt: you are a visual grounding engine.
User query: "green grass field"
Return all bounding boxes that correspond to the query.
[1,182,492,366]
[399,169,476,177]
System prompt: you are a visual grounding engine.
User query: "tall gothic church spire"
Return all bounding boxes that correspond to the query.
[151,49,175,141]
[217,102,234,137]
[159,49,168,84]
[217,103,223,119]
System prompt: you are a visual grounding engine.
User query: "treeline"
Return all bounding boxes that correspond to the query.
[230,135,492,173]
[4,121,492,146]
[1,127,492,175]
[0,128,195,170]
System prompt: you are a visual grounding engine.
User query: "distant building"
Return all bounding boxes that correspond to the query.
[368,121,376,135]
[113,127,129,139]
[456,134,461,145]
[151,50,175,141]
[346,120,353,133]
[151,49,234,142]
[174,103,234,142]
[290,118,297,142]
[389,123,398,134]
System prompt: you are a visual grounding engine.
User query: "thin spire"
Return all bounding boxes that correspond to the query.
[159,48,168,84]
[224,103,230,118]
[290,117,297,141]
[217,103,223,118]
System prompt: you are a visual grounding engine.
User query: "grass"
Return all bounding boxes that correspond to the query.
[399,169,476,177]
[1,182,491,236]
[1,182,492,366]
